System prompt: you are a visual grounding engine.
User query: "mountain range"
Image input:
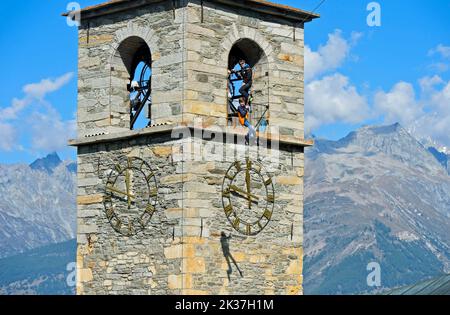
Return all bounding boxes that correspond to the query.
[0,153,76,259]
[0,125,449,295]
[427,147,449,174]
[304,123,450,294]
[0,239,76,295]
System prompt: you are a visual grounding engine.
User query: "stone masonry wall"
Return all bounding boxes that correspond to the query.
[184,0,305,138]
[176,135,305,295]
[77,131,304,295]
[78,0,305,138]
[77,134,183,294]
[77,2,185,137]
[76,0,307,295]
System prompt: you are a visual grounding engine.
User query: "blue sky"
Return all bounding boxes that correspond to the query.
[0,0,449,164]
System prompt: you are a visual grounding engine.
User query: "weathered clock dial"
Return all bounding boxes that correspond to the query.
[222,158,275,236]
[103,156,158,236]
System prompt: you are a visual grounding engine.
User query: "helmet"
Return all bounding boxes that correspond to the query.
[130,81,140,89]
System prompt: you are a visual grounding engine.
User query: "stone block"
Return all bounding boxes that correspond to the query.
[183,257,206,273]
[286,285,301,295]
[281,42,301,54]
[233,252,246,262]
[77,194,103,205]
[79,268,93,283]
[78,210,100,218]
[187,23,216,37]
[168,275,182,289]
[184,100,227,118]
[78,224,98,234]
[184,244,195,257]
[286,259,302,275]
[166,208,183,219]
[276,176,302,185]
[151,146,173,157]
[78,177,100,187]
[164,244,183,259]
[161,174,196,184]
[249,255,266,263]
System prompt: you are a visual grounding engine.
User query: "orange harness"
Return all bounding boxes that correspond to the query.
[238,111,248,126]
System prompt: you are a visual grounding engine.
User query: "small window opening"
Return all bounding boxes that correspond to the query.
[128,46,152,130]
[227,39,269,144]
[116,36,152,130]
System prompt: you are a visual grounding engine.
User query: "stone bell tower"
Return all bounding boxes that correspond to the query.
[68,0,318,295]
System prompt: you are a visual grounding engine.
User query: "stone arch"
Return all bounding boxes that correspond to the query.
[109,22,159,67]
[223,27,274,127]
[112,36,151,77]
[221,26,275,67]
[228,38,268,70]
[108,22,160,130]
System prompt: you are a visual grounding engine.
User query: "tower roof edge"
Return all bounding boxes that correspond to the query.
[62,0,320,23]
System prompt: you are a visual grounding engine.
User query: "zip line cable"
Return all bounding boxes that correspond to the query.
[310,0,326,16]
[299,0,327,24]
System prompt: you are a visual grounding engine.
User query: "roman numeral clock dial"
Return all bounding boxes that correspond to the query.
[222,158,275,236]
[103,156,158,236]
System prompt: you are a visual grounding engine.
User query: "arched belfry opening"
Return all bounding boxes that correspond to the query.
[112,36,152,130]
[227,38,270,131]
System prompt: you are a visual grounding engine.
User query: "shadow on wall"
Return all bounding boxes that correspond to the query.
[220,232,243,281]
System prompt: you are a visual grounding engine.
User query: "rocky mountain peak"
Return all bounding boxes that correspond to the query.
[0,154,76,259]
[309,123,446,174]
[29,152,62,174]
[304,123,450,294]
[338,123,410,147]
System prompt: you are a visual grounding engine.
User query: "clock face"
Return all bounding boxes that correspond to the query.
[222,158,275,236]
[103,156,158,236]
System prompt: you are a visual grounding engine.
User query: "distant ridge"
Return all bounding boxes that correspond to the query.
[0,154,76,258]
[29,152,62,174]
[383,274,450,295]
[304,123,450,294]
[428,147,449,174]
[0,239,76,295]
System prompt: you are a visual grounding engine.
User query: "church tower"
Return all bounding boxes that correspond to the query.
[68,0,318,295]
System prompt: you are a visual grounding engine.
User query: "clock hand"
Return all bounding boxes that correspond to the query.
[231,191,260,206]
[230,185,259,201]
[245,160,252,209]
[125,169,131,209]
[106,186,135,199]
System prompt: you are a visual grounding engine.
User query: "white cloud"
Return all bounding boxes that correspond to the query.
[419,75,444,92]
[427,44,450,73]
[304,30,367,132]
[305,73,370,131]
[0,98,30,121]
[350,31,364,46]
[304,35,450,148]
[410,113,450,149]
[376,77,450,147]
[305,30,360,82]
[0,73,75,153]
[23,72,74,100]
[429,80,450,114]
[375,45,450,147]
[374,82,423,126]
[29,111,76,152]
[428,44,450,59]
[0,72,74,121]
[428,62,450,73]
[0,123,17,151]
